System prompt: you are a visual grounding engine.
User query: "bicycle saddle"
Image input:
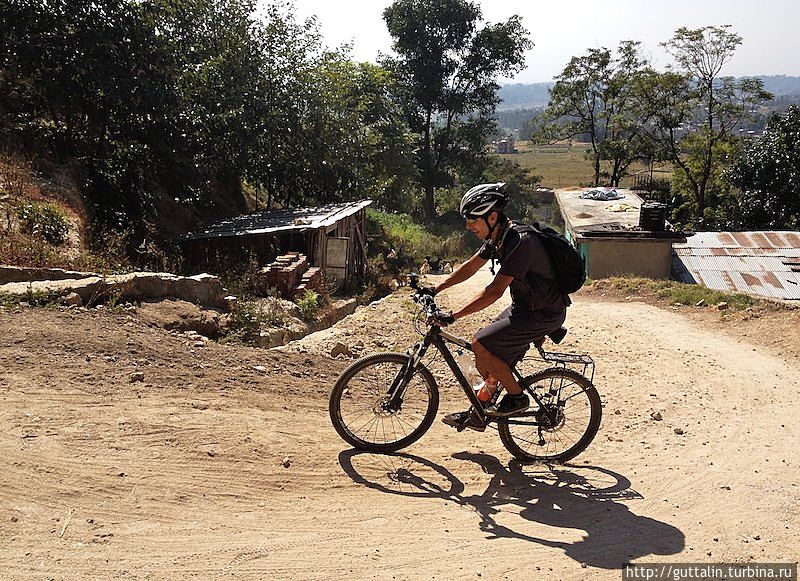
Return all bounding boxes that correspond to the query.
[532,326,567,348]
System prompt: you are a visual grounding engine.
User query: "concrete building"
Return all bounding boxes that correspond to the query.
[556,188,686,279]
[494,135,516,154]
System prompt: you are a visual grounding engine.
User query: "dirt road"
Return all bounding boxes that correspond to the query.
[1,265,798,580]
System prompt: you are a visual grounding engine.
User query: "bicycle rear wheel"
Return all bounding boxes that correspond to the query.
[329,352,439,453]
[498,368,601,463]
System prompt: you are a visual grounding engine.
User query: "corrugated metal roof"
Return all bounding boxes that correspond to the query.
[185,200,372,241]
[681,230,800,248]
[672,231,800,300]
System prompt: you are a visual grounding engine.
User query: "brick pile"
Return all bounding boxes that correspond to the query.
[294,266,322,297]
[260,253,321,298]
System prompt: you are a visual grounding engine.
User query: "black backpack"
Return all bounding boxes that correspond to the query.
[512,222,587,295]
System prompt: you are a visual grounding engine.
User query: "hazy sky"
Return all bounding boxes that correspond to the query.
[274,0,800,83]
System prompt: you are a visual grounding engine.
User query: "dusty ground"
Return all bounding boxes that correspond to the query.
[1,264,799,580]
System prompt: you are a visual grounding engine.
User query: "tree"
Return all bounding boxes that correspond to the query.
[248,5,416,210]
[653,26,773,225]
[170,0,266,202]
[382,0,532,219]
[540,41,653,187]
[726,106,800,229]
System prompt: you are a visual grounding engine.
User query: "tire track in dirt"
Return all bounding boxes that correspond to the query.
[2,277,799,579]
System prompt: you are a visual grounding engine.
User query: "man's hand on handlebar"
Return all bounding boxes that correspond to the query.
[408,273,453,326]
[418,285,437,297]
[431,311,455,327]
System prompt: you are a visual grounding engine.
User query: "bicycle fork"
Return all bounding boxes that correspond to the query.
[383,339,429,412]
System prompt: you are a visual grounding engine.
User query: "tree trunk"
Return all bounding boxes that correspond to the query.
[594,157,601,187]
[423,180,435,220]
[421,109,436,219]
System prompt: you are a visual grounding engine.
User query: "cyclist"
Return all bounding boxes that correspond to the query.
[421,182,569,430]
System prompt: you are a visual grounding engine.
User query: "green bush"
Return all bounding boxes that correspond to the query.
[16,201,69,245]
[225,299,265,344]
[651,280,755,309]
[600,276,758,310]
[366,208,475,264]
[260,288,289,326]
[295,289,319,321]
[0,286,60,308]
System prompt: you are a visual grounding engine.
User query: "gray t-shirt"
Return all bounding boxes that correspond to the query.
[479,224,567,315]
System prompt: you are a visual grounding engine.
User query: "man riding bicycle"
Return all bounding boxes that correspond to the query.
[422,183,570,430]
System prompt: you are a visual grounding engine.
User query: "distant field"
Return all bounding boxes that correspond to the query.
[500,141,672,189]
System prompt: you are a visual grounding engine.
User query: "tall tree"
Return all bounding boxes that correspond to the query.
[539,41,652,187]
[653,25,773,224]
[249,5,415,210]
[727,106,800,229]
[382,0,532,218]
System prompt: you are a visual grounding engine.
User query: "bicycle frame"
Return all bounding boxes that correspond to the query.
[391,323,548,424]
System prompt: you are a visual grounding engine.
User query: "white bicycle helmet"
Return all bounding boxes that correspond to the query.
[459,182,508,218]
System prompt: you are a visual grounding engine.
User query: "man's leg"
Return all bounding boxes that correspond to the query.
[471,337,522,395]
[471,308,566,417]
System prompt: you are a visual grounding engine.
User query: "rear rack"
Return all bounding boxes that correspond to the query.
[521,347,596,383]
[542,351,594,366]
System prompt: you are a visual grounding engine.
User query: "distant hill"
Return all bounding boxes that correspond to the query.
[497,83,552,110]
[498,76,800,111]
[759,75,800,96]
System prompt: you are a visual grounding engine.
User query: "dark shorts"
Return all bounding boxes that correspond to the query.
[474,305,566,366]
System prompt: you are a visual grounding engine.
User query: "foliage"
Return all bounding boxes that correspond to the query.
[1,0,418,261]
[224,299,266,344]
[588,276,758,311]
[382,0,532,218]
[540,41,654,187]
[726,106,800,229]
[224,288,289,343]
[295,289,320,321]
[647,26,774,226]
[260,288,290,327]
[0,286,61,308]
[667,134,739,230]
[249,7,417,211]
[366,208,475,265]
[16,201,69,244]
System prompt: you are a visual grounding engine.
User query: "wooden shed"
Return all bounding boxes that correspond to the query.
[181,200,372,285]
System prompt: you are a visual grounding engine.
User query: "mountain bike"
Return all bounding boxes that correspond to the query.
[328,274,602,462]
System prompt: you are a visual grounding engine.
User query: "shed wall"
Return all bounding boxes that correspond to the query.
[579,238,674,279]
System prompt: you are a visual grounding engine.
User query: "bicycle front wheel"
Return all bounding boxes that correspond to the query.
[498,368,601,463]
[329,352,439,453]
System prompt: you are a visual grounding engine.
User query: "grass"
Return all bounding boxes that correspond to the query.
[585,275,762,311]
[0,286,62,308]
[366,208,475,263]
[501,141,673,189]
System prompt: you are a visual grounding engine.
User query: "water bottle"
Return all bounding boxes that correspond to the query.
[476,375,499,403]
[456,350,482,390]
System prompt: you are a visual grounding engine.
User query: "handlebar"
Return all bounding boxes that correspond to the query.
[407,273,448,323]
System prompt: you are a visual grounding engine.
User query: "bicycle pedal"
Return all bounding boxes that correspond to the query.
[442,412,486,433]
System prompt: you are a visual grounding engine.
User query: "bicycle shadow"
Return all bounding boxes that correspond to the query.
[337,449,685,570]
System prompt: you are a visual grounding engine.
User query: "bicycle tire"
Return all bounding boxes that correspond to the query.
[498,368,601,463]
[329,352,439,453]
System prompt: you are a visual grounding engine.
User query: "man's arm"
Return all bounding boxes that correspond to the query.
[433,251,487,295]
[452,273,513,321]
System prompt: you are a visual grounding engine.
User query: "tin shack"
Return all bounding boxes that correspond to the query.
[182,200,371,285]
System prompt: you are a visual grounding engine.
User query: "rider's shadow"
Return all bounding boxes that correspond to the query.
[453,452,685,569]
[338,449,684,570]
